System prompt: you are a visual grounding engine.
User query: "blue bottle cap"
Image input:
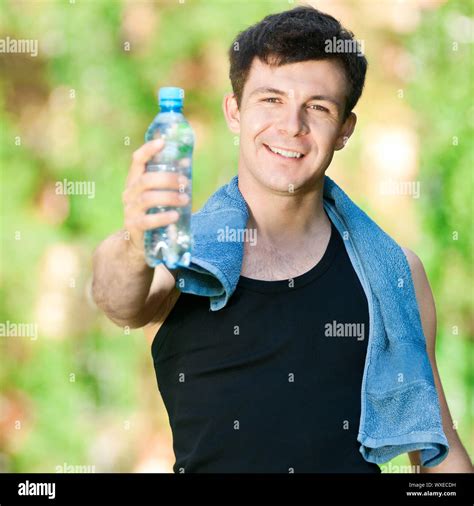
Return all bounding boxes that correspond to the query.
[158,87,184,105]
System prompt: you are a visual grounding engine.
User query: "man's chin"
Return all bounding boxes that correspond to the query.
[253,169,316,195]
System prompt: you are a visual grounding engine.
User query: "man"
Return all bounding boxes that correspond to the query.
[92,6,472,473]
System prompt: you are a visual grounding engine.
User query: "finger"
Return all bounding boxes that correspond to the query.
[127,210,180,231]
[135,190,190,211]
[123,172,189,204]
[127,139,165,186]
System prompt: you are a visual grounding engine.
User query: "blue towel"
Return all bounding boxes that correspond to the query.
[175,174,449,468]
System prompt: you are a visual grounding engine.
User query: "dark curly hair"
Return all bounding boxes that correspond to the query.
[228,5,368,121]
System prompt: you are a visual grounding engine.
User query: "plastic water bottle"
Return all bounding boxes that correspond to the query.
[144,87,194,269]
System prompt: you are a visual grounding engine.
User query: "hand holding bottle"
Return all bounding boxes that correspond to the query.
[122,138,189,255]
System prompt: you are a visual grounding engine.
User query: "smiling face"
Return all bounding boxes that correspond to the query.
[224,57,357,194]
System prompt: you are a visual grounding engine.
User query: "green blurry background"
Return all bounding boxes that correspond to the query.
[0,0,472,472]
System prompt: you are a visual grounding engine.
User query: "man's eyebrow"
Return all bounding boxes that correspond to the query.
[249,87,340,108]
[248,87,286,98]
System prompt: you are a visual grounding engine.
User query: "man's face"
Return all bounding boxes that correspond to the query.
[229,58,354,194]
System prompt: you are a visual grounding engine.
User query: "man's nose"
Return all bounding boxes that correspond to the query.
[277,106,309,137]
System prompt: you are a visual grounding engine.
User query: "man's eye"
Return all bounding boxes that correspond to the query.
[263,97,280,103]
[309,104,329,112]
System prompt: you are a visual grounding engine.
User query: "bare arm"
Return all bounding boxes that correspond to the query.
[92,139,189,329]
[402,248,473,473]
[92,230,177,328]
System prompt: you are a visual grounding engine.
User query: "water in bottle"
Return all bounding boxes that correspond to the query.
[144,87,194,269]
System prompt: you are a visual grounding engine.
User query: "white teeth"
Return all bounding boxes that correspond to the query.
[268,145,303,158]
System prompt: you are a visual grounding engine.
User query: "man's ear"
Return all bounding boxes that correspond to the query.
[222,92,240,134]
[334,112,357,151]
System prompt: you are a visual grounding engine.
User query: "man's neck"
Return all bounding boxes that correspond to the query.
[238,170,330,252]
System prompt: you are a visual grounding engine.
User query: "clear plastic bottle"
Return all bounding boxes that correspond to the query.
[144,87,194,269]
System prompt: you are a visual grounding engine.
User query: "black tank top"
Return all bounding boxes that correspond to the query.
[151,219,380,473]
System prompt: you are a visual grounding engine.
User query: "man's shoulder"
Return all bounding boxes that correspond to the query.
[401,246,437,352]
[401,247,428,291]
[401,247,422,270]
